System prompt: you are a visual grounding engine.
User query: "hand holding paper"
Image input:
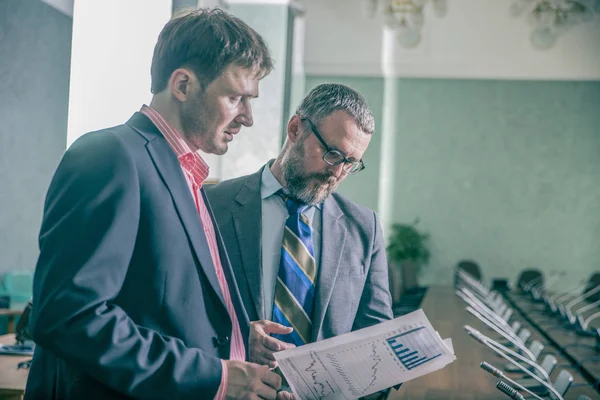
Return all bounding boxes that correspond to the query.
[250,320,296,368]
[273,309,455,400]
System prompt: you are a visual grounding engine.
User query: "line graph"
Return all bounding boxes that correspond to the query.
[279,351,339,400]
[305,351,335,398]
[386,326,441,370]
[324,340,393,398]
[364,342,383,393]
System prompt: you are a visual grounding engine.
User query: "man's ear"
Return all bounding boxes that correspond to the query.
[170,68,195,102]
[287,115,302,143]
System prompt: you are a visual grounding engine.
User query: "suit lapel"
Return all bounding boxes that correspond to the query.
[144,135,226,309]
[312,196,346,339]
[231,170,265,319]
[202,189,250,351]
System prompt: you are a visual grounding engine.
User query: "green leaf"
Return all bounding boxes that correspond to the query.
[386,219,431,266]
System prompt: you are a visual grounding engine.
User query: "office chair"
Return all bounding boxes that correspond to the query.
[517,269,543,294]
[505,339,543,373]
[513,354,558,388]
[455,260,482,281]
[525,369,573,398]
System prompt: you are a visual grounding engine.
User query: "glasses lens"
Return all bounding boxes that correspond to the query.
[323,150,345,165]
[344,162,363,174]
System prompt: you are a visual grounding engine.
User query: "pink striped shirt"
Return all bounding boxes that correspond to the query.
[140,105,245,400]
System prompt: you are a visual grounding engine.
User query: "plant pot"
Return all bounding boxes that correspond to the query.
[388,262,403,306]
[401,260,419,291]
[388,260,420,306]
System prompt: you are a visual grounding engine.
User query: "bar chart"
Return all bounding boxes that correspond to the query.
[386,326,442,370]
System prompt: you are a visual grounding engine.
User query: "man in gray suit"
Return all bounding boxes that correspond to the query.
[206,83,394,399]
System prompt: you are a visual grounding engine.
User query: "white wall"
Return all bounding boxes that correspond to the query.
[300,0,600,80]
[66,0,172,147]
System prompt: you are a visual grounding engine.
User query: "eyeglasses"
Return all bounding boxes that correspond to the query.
[301,118,365,175]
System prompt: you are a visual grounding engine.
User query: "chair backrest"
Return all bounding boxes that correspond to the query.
[517,269,543,292]
[455,260,482,280]
[537,354,557,378]
[511,320,521,333]
[552,369,573,397]
[502,308,513,322]
[528,339,544,360]
[584,272,600,303]
[518,328,531,345]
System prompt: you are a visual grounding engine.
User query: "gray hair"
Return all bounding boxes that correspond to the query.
[295,83,375,135]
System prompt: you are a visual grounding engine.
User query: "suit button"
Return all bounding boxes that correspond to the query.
[213,334,229,347]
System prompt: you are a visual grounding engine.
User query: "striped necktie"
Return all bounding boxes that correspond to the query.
[272,194,316,346]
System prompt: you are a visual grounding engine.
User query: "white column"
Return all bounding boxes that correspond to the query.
[67,0,173,147]
[376,27,398,235]
[216,0,304,180]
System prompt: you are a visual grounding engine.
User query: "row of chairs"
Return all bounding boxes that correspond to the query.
[456,269,595,400]
[518,270,600,338]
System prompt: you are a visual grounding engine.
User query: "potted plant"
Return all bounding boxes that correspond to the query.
[386,219,431,304]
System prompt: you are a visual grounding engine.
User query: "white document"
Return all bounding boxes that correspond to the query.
[274,309,456,400]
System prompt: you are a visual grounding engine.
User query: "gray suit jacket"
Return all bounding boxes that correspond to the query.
[205,165,393,341]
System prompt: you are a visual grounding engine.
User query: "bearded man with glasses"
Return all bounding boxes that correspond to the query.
[206,83,394,399]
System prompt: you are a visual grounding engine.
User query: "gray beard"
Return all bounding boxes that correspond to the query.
[282,149,336,205]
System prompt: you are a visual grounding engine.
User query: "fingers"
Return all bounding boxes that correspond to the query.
[250,335,278,367]
[261,368,283,390]
[251,350,277,369]
[276,391,296,400]
[261,334,295,352]
[255,385,277,400]
[259,339,279,357]
[262,321,294,335]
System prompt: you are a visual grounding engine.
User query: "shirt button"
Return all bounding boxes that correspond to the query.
[213,334,230,347]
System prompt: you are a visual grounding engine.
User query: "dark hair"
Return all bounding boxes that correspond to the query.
[150,8,273,93]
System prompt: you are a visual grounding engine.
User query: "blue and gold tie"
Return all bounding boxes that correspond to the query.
[272,195,316,346]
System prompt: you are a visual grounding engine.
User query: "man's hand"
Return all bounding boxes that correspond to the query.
[224,360,282,400]
[249,320,296,368]
[276,391,296,400]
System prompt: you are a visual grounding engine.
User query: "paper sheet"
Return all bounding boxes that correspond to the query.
[274,309,455,400]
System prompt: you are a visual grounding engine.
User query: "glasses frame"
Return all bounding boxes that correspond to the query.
[300,117,366,175]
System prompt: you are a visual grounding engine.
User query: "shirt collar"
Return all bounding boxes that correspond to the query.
[140,104,210,185]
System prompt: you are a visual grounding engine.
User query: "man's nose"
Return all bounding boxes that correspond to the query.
[328,162,346,178]
[237,99,254,127]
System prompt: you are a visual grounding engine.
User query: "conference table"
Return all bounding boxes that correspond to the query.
[389,286,599,399]
[0,334,28,400]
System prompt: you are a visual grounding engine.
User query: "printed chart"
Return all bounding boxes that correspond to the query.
[386,326,442,370]
[274,310,456,400]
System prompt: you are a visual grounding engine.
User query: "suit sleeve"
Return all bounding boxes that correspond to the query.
[30,132,223,399]
[352,211,394,331]
[354,212,399,396]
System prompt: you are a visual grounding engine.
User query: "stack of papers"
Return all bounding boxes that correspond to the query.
[274,309,455,399]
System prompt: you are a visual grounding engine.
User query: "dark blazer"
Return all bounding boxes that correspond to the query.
[205,165,393,342]
[25,113,249,400]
